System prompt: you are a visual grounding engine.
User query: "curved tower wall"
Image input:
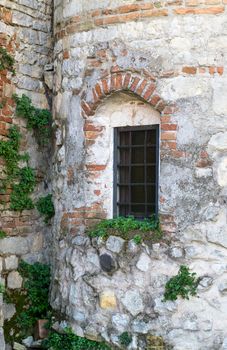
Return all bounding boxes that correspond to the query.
[52,1,227,348]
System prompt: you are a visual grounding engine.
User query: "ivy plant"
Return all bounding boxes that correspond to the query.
[42,327,111,350]
[0,126,36,211]
[119,332,132,347]
[0,47,15,74]
[13,94,52,145]
[16,261,51,334]
[163,265,199,301]
[36,194,55,223]
[88,215,161,242]
[0,230,7,239]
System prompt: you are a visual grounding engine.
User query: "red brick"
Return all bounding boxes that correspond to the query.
[209,66,215,75]
[101,79,109,95]
[217,66,224,75]
[95,83,103,98]
[150,94,161,106]
[86,164,106,171]
[116,73,123,90]
[135,79,148,96]
[129,77,140,92]
[161,131,177,140]
[123,73,132,89]
[143,83,156,100]
[161,124,177,131]
[182,66,197,74]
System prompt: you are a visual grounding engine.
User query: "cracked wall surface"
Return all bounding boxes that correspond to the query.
[51,0,227,349]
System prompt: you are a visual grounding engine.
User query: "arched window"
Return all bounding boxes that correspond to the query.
[114,125,159,219]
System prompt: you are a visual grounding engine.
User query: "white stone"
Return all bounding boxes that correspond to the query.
[136,253,151,272]
[13,343,26,350]
[121,291,144,316]
[3,303,16,321]
[22,337,34,347]
[4,256,18,271]
[207,229,227,249]
[195,168,212,178]
[7,271,23,290]
[112,313,130,333]
[208,132,227,153]
[219,280,227,294]
[169,246,184,259]
[212,79,227,115]
[106,236,125,254]
[217,158,227,187]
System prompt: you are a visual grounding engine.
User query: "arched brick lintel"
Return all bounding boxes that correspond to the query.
[81,71,176,118]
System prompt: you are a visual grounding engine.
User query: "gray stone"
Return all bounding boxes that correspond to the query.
[106,236,125,254]
[72,236,89,246]
[72,311,86,323]
[13,343,26,350]
[0,237,29,255]
[22,336,33,347]
[131,319,152,334]
[183,320,199,331]
[0,328,5,350]
[221,338,227,350]
[3,304,16,321]
[112,313,130,333]
[169,246,184,259]
[154,298,177,315]
[136,253,151,272]
[4,256,18,271]
[7,271,23,290]
[207,229,227,249]
[198,276,213,290]
[122,290,144,316]
[219,280,227,294]
[99,254,116,273]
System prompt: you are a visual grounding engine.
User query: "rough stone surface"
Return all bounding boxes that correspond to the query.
[4,256,18,271]
[99,291,117,309]
[106,236,125,254]
[122,291,144,316]
[1,0,227,349]
[7,271,23,290]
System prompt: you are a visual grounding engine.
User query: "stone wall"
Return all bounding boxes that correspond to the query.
[51,0,227,349]
[0,0,53,348]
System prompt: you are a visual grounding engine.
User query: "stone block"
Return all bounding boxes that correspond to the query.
[112,313,130,332]
[100,291,117,309]
[122,290,144,316]
[106,236,125,253]
[7,271,23,290]
[4,256,18,271]
[219,280,227,294]
[3,303,16,321]
[13,343,26,350]
[136,252,151,272]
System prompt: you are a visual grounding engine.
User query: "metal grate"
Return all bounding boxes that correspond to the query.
[114,125,159,219]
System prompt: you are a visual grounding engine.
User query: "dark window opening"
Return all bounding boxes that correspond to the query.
[114,126,159,219]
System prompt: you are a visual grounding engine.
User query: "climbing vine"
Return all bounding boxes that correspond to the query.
[0,126,36,211]
[0,48,54,218]
[13,94,52,145]
[0,47,15,74]
[36,194,55,223]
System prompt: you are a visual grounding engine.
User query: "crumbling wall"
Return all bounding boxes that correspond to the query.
[51,0,227,349]
[0,0,53,348]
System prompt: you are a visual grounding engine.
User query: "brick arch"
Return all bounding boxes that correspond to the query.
[81,70,178,155]
[81,71,172,117]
